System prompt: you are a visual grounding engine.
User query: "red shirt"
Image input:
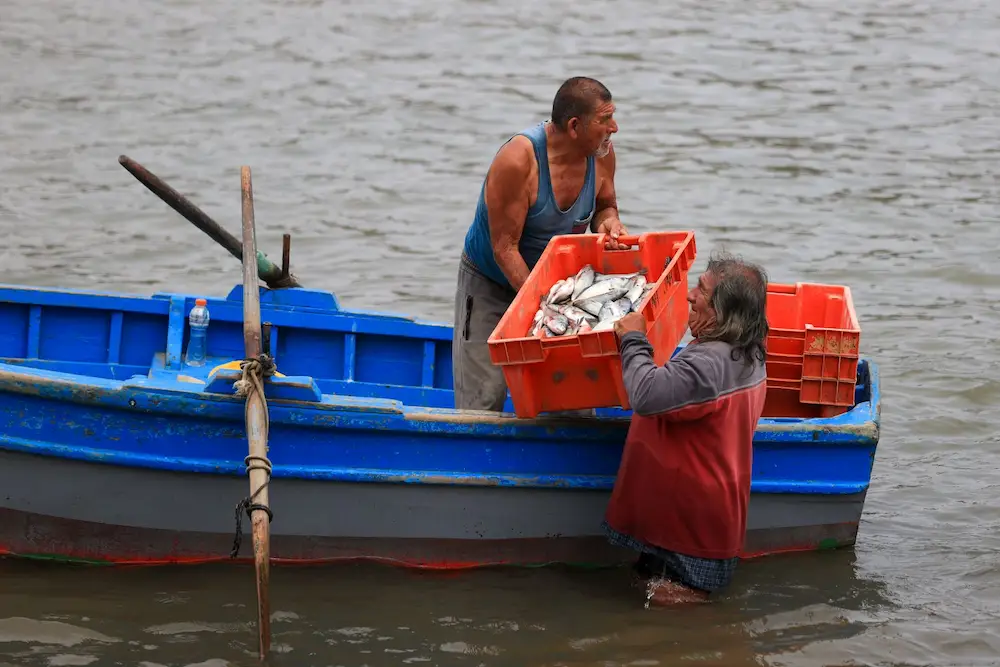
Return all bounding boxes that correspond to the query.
[604,334,768,560]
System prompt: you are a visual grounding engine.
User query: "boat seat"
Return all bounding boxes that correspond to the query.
[202,365,324,403]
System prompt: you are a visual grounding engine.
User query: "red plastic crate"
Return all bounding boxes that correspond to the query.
[488,231,697,418]
[763,282,861,418]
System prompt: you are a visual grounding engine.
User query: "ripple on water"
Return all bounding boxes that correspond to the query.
[1,0,1000,665]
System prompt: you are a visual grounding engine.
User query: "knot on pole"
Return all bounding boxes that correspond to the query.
[230,353,277,559]
[230,453,275,559]
[233,354,276,399]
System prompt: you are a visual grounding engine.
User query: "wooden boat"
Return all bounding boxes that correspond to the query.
[0,281,881,569]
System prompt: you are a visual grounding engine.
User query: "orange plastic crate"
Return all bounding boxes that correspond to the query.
[764,282,861,417]
[488,231,696,418]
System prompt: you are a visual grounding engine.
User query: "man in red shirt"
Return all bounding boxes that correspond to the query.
[605,251,770,606]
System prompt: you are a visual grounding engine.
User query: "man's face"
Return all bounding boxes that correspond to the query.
[570,100,618,157]
[687,270,718,338]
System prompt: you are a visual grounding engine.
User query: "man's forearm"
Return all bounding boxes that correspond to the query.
[592,206,620,233]
[494,247,531,291]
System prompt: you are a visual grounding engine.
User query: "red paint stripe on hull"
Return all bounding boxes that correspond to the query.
[0,509,860,569]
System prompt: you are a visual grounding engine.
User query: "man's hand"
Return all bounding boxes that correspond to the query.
[614,312,646,338]
[598,217,629,250]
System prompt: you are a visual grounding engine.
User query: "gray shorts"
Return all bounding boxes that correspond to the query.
[451,254,516,412]
[450,254,596,417]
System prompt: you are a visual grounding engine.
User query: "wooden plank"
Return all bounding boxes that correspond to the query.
[107,311,124,364]
[343,333,357,382]
[26,306,41,359]
[240,165,271,660]
[421,341,436,388]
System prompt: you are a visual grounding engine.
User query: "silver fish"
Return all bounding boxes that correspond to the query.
[598,298,628,323]
[531,268,654,337]
[560,304,592,328]
[572,265,595,300]
[529,308,545,336]
[546,277,575,304]
[544,313,569,336]
[625,276,647,306]
[544,279,564,302]
[575,298,605,318]
[575,278,630,304]
[544,303,582,335]
[594,270,647,283]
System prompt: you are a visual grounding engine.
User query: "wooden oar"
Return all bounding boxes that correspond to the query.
[118,155,301,289]
[240,165,273,659]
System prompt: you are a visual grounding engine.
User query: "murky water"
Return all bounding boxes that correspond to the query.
[2,0,999,664]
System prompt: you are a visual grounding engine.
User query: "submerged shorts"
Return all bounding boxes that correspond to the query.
[603,520,739,594]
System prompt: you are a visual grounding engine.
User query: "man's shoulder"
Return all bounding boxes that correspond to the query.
[489,135,537,182]
[501,134,535,156]
[677,340,729,360]
[682,341,766,389]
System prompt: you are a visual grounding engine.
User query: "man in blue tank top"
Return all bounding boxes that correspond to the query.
[453,76,628,412]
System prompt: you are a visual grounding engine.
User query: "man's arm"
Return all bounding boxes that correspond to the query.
[591,145,627,249]
[592,144,618,232]
[618,331,724,421]
[485,137,533,291]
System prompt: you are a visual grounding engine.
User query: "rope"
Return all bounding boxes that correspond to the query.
[230,354,277,559]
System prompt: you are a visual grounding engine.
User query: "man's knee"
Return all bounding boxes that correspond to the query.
[454,338,507,411]
[456,375,507,412]
[451,263,514,412]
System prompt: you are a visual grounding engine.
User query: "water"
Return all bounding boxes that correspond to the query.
[1,0,999,664]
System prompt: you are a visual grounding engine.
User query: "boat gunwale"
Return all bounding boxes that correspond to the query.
[0,280,881,449]
[0,356,881,444]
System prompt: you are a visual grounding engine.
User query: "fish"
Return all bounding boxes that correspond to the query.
[572,265,595,300]
[598,298,628,324]
[524,267,655,338]
[574,298,605,318]
[529,308,545,336]
[543,312,569,336]
[545,278,575,305]
[624,276,647,306]
[594,269,646,283]
[559,304,594,329]
[575,277,631,304]
[544,279,564,304]
[543,303,589,336]
[614,296,634,316]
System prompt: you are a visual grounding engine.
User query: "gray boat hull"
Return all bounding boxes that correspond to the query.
[0,450,865,567]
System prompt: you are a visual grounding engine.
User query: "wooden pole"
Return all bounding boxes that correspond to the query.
[119,155,301,289]
[240,165,272,659]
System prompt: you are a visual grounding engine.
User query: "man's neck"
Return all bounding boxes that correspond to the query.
[545,122,587,165]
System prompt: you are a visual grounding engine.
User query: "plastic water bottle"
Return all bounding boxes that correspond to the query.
[185,298,210,367]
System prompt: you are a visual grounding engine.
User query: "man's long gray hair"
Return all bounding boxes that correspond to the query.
[697,250,769,368]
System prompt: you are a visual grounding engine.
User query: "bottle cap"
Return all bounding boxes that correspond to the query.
[195,298,207,306]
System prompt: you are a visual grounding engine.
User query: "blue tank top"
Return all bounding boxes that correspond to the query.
[462,121,597,289]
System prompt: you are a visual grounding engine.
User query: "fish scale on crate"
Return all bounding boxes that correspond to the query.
[529,264,657,337]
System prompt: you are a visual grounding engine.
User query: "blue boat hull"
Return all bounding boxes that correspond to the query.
[0,283,881,567]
